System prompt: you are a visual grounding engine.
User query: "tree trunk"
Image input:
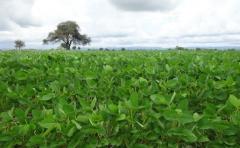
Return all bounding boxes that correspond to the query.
[66,43,71,50]
[66,46,71,50]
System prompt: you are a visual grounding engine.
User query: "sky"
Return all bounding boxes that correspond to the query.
[1,0,240,49]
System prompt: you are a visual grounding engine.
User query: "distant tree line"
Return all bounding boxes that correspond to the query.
[12,21,240,51]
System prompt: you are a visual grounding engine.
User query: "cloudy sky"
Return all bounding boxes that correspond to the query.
[1,0,240,49]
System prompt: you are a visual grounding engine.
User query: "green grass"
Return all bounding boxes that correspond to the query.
[0,50,240,147]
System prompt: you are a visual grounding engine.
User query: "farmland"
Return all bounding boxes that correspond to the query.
[0,50,240,147]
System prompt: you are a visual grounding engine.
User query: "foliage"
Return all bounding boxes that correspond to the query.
[121,48,126,51]
[14,40,25,50]
[72,46,77,50]
[175,46,185,50]
[43,21,91,50]
[0,50,240,147]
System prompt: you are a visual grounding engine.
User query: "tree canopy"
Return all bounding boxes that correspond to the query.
[43,21,91,50]
[14,40,25,50]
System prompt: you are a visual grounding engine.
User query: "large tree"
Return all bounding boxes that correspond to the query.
[43,21,91,50]
[14,40,25,50]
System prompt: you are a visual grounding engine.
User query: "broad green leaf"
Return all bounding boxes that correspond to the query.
[62,103,75,115]
[67,127,77,137]
[228,95,240,109]
[71,120,82,130]
[117,114,126,121]
[139,77,148,84]
[150,94,168,105]
[130,92,139,107]
[0,135,12,142]
[0,111,12,122]
[230,111,240,125]
[163,109,194,124]
[16,124,32,135]
[168,128,197,142]
[76,115,89,123]
[104,65,113,72]
[39,122,61,130]
[198,136,209,142]
[108,104,118,113]
[40,93,55,101]
[27,135,44,146]
[15,108,25,122]
[165,64,171,72]
[15,71,28,80]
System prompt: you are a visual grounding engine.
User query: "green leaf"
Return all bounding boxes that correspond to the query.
[39,122,61,130]
[134,144,149,148]
[108,104,118,113]
[230,111,240,125]
[193,113,203,122]
[76,115,89,123]
[15,108,25,121]
[15,71,28,80]
[104,65,113,72]
[168,128,197,142]
[91,97,97,109]
[28,135,44,146]
[32,109,42,121]
[40,93,55,101]
[0,135,12,142]
[228,95,240,109]
[62,103,75,116]
[198,136,209,142]
[163,109,194,124]
[150,94,168,105]
[16,124,32,135]
[117,114,126,121]
[39,122,61,137]
[130,92,139,107]
[0,112,12,122]
[67,127,77,137]
[79,99,92,111]
[165,64,171,72]
[169,91,176,105]
[177,99,189,111]
[139,77,148,84]
[71,120,82,130]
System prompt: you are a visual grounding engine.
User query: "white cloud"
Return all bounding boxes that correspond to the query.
[1,0,240,49]
[0,0,38,31]
[109,0,180,12]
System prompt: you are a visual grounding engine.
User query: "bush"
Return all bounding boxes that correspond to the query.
[121,48,126,51]
[175,46,185,50]
[72,46,77,50]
